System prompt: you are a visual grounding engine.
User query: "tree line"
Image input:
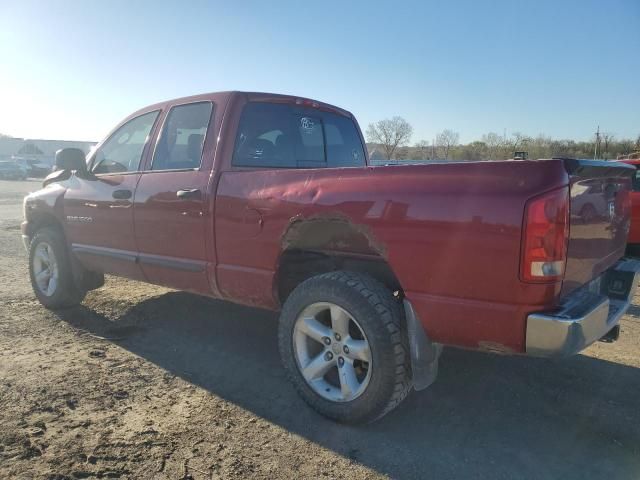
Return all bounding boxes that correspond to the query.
[366,117,640,161]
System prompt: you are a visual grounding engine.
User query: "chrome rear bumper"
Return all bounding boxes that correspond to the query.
[526,257,640,357]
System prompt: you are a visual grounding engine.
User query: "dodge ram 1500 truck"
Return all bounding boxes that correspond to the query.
[22,91,640,423]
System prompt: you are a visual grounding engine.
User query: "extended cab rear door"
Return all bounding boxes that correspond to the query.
[133,99,218,294]
[214,97,368,307]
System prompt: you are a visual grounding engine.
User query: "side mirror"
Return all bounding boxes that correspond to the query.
[55,148,87,173]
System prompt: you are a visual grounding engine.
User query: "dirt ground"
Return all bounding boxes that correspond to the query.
[1,179,639,480]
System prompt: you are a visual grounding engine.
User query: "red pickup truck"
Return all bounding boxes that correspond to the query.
[22,91,640,423]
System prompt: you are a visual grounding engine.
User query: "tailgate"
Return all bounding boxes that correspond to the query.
[561,159,635,296]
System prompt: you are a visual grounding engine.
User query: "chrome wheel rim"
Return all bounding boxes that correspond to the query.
[293,302,372,402]
[33,242,59,297]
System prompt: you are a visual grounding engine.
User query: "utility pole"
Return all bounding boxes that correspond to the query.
[594,125,600,160]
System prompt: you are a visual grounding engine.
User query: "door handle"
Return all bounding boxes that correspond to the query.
[177,188,201,200]
[112,189,132,200]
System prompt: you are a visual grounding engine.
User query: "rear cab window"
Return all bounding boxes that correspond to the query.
[232,102,366,169]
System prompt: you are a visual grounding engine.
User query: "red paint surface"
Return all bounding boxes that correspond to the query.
[63,173,146,280]
[621,159,640,244]
[23,92,633,354]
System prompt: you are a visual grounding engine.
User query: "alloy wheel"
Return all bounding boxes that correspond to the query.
[293,302,372,402]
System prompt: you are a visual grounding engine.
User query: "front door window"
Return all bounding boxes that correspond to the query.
[92,111,159,174]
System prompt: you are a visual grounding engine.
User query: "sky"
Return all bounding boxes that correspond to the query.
[0,0,638,144]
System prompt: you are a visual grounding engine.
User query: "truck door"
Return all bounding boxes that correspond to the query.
[214,100,368,308]
[64,110,160,280]
[133,101,215,294]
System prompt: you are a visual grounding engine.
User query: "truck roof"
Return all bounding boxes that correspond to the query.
[130,91,352,119]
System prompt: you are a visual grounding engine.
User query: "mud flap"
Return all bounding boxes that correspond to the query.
[69,245,104,291]
[403,299,442,391]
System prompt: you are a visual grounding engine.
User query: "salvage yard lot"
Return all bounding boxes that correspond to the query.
[1,179,639,480]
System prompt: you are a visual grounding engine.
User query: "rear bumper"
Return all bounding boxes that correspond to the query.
[526,257,640,357]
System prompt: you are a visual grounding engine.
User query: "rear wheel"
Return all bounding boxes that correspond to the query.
[278,271,411,423]
[29,227,86,309]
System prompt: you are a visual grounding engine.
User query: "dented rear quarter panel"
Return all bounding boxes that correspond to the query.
[214,157,571,352]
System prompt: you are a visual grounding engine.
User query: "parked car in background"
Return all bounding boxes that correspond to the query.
[11,157,54,178]
[0,160,28,180]
[571,178,609,223]
[21,91,640,423]
[26,159,54,177]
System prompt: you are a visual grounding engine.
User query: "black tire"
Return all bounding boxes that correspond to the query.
[28,226,86,309]
[278,271,411,424]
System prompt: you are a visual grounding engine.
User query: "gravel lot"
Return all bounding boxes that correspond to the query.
[1,179,639,480]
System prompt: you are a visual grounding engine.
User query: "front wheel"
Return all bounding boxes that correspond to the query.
[278,271,411,424]
[29,227,86,309]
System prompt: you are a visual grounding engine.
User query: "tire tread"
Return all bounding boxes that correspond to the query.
[29,226,86,309]
[278,270,412,423]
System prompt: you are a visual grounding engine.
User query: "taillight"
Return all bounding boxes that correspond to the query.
[520,187,569,283]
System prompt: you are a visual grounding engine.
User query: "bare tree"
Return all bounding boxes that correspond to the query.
[393,146,409,160]
[501,132,532,158]
[413,140,430,160]
[366,117,413,160]
[482,132,506,159]
[618,138,634,156]
[435,129,460,159]
[509,132,531,151]
[602,133,614,159]
[527,134,553,159]
[460,141,489,161]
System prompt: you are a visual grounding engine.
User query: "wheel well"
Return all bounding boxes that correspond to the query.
[276,249,402,305]
[27,212,64,239]
[27,212,103,291]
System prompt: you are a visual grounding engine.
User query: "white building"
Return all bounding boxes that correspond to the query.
[0,137,97,166]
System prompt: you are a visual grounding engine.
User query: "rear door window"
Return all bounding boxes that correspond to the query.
[233,103,296,168]
[151,101,213,171]
[232,102,365,168]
